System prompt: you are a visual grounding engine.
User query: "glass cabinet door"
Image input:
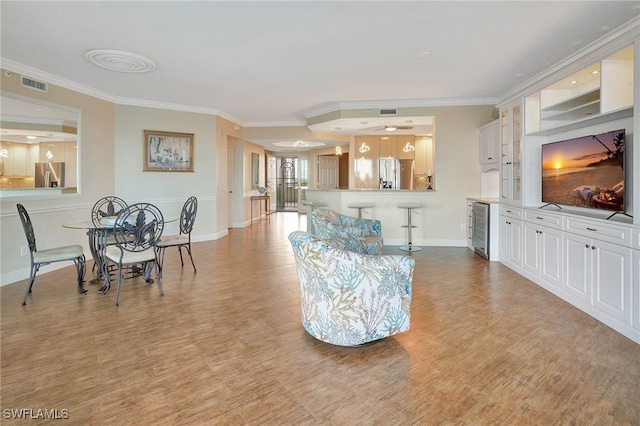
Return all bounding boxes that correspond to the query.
[499,101,522,205]
[512,104,521,203]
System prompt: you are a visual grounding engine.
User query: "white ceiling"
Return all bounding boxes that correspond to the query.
[1,1,638,151]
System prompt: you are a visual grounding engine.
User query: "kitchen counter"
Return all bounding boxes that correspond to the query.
[304,189,437,246]
[466,196,500,204]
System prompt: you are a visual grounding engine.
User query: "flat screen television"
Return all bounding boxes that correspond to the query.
[541,129,625,214]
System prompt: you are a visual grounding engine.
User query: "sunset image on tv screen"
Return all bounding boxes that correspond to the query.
[541,130,624,212]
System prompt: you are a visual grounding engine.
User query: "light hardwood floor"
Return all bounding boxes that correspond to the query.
[1,212,639,425]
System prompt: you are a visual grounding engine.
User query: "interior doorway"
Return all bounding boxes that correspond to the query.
[276,158,298,212]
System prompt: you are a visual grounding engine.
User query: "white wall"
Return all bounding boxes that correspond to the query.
[114,105,220,240]
[0,72,116,285]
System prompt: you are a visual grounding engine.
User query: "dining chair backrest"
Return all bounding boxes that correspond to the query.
[92,196,128,226]
[112,203,164,253]
[180,196,198,235]
[17,203,87,305]
[17,203,38,253]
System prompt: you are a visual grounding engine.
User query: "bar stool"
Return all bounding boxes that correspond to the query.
[302,200,322,233]
[398,203,422,252]
[348,202,372,218]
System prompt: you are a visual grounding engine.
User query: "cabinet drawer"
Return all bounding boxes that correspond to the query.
[523,210,562,229]
[565,217,631,247]
[499,205,522,220]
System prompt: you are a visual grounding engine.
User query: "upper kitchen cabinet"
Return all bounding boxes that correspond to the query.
[478,120,500,171]
[525,45,634,135]
[378,136,397,158]
[396,135,415,160]
[354,136,380,189]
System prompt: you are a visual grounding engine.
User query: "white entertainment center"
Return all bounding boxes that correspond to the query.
[489,21,640,344]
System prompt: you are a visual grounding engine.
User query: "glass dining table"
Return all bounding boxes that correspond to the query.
[63,217,175,294]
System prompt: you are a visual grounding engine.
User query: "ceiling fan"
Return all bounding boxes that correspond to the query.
[371,125,414,132]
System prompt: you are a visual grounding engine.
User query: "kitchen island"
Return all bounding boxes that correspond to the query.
[304,189,437,247]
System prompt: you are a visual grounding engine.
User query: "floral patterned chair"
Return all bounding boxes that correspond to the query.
[310,207,383,255]
[288,231,414,346]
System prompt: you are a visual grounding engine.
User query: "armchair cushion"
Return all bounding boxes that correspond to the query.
[289,231,414,347]
[310,207,383,255]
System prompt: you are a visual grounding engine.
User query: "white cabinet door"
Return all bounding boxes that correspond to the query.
[540,226,563,288]
[479,121,499,165]
[522,222,541,274]
[499,216,510,262]
[523,222,562,289]
[592,239,632,324]
[509,219,522,267]
[634,250,640,331]
[564,231,631,323]
[499,215,522,268]
[498,101,522,205]
[565,233,592,303]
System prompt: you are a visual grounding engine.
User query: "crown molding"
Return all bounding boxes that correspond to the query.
[303,97,499,120]
[242,120,307,128]
[1,58,117,102]
[0,58,243,125]
[499,15,640,106]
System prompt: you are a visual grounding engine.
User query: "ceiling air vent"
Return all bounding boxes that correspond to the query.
[20,76,48,93]
[379,108,397,116]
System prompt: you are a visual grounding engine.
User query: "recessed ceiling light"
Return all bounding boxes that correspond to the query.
[26,135,38,140]
[570,80,578,84]
[592,70,600,74]
[418,51,431,59]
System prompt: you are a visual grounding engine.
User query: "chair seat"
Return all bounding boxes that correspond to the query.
[105,247,156,264]
[157,234,189,248]
[34,245,84,264]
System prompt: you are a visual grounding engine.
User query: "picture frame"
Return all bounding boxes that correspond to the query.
[143,130,194,172]
[251,152,260,189]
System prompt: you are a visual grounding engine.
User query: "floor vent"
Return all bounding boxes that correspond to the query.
[379,108,397,116]
[20,76,48,92]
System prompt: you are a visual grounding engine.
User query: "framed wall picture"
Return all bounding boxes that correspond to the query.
[143,130,194,172]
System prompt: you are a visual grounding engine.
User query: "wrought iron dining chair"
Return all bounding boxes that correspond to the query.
[91,196,128,225]
[90,196,129,275]
[156,196,197,277]
[17,203,87,305]
[103,203,164,306]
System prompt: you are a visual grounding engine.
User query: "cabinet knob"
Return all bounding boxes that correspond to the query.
[591,246,596,250]
[585,244,590,249]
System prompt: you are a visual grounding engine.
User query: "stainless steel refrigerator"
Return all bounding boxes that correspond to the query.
[35,162,65,187]
[379,158,414,190]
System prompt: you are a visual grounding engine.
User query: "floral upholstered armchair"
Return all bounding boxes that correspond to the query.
[310,207,383,255]
[288,231,414,346]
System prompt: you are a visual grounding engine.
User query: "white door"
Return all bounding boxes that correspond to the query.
[266,154,276,212]
[317,155,338,189]
[227,145,233,229]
